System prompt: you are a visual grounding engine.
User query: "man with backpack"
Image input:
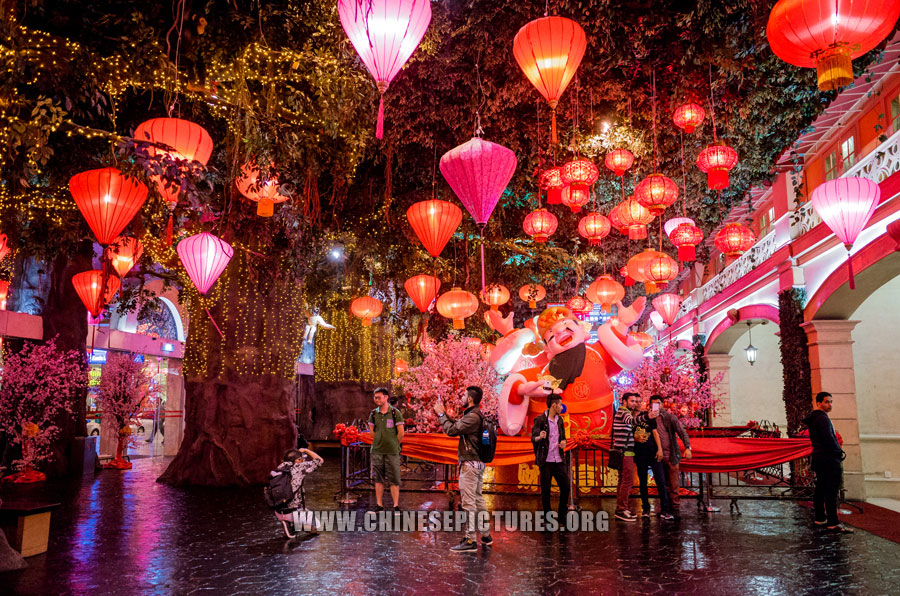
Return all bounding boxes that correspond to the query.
[367,387,405,513]
[531,393,569,530]
[434,385,494,552]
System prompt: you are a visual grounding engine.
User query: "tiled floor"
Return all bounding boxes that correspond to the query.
[3,455,900,595]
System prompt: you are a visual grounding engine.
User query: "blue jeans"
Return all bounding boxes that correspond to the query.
[634,454,673,514]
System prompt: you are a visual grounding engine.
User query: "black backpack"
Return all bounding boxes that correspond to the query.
[264,468,297,511]
[477,413,498,464]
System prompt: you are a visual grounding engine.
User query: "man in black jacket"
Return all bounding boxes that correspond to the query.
[802,392,853,533]
[531,394,569,529]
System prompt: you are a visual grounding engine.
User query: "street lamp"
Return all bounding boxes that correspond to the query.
[744,321,757,366]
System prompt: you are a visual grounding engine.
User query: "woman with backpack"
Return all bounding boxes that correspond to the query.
[269,447,324,536]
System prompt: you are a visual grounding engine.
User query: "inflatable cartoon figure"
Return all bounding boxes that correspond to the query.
[487,299,646,437]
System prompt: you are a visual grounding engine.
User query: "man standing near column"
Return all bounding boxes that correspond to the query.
[434,386,493,552]
[803,392,853,533]
[531,394,569,530]
[367,387,404,514]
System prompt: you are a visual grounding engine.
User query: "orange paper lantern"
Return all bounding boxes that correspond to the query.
[235,162,289,217]
[404,274,441,313]
[578,212,611,246]
[523,208,558,243]
[513,16,586,143]
[72,270,121,318]
[481,284,510,311]
[644,252,679,291]
[672,103,705,133]
[133,118,213,204]
[635,173,679,216]
[350,296,383,326]
[604,149,634,177]
[586,275,624,313]
[69,168,149,246]
[407,199,463,258]
[437,287,479,329]
[518,284,546,309]
[104,237,143,277]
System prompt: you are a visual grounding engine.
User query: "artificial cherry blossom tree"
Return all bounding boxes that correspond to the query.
[96,352,150,469]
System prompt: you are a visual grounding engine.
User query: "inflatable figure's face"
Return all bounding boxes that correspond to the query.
[543,316,589,358]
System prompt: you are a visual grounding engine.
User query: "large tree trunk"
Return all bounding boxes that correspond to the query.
[159,253,301,486]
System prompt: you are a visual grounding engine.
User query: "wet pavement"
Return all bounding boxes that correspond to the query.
[3,454,900,595]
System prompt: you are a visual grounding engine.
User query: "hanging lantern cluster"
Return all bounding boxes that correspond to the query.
[407,199,462,257]
[578,212,611,246]
[519,284,546,309]
[697,143,739,190]
[523,208,558,243]
[560,158,599,214]
[338,0,432,138]
[714,223,756,258]
[437,287,479,329]
[672,103,705,133]
[351,296,383,326]
[481,284,510,311]
[604,149,634,177]
[586,275,624,313]
[627,248,676,294]
[513,16,586,144]
[539,166,565,205]
[766,0,900,92]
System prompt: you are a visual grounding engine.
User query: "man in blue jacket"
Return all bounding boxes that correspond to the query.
[802,392,852,533]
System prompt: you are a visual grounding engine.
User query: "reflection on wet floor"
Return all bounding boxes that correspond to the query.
[3,455,900,595]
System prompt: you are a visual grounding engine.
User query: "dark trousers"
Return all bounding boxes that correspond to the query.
[813,459,842,526]
[634,455,672,514]
[539,461,570,524]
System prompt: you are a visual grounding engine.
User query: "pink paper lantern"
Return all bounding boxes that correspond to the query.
[652,293,682,326]
[649,310,665,332]
[338,0,432,139]
[176,232,234,295]
[810,177,881,290]
[440,137,517,226]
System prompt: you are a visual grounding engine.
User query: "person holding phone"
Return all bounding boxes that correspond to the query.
[632,395,674,520]
[650,395,692,511]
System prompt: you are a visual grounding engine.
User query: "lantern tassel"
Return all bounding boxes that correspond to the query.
[165,213,174,247]
[847,253,855,290]
[376,95,385,140]
[479,225,487,293]
[205,307,225,339]
[551,109,558,145]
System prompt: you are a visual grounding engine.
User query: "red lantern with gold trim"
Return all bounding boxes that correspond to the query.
[560,158,599,214]
[644,252,679,292]
[669,222,704,262]
[578,212,611,246]
[697,143,738,190]
[612,196,654,240]
[539,166,565,205]
[714,223,755,257]
[604,149,634,177]
[672,103,705,133]
[523,208,558,243]
[635,173,679,216]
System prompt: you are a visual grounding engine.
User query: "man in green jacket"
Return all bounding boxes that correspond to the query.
[434,385,493,552]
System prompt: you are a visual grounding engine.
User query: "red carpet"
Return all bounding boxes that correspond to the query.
[800,500,900,543]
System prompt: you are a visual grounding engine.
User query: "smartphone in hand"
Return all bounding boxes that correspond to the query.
[651,402,660,412]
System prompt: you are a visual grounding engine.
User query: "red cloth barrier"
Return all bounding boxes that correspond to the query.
[356,433,812,472]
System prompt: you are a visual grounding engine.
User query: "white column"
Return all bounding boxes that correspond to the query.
[705,353,733,426]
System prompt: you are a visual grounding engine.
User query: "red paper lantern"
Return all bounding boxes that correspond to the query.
[644,252,679,291]
[133,118,213,204]
[513,16,586,144]
[523,208,558,243]
[578,212,611,246]
[539,166,565,205]
[69,168,149,246]
[560,186,590,214]
[104,237,143,277]
[619,265,635,287]
[235,162,289,217]
[672,103,705,133]
[518,284,546,309]
[629,331,653,349]
[0,233,10,262]
[604,149,634,177]
[810,177,881,290]
[669,222,704,262]
[437,287,479,329]
[404,274,441,313]
[0,280,9,310]
[652,293,682,326]
[766,0,900,91]
[338,0,431,138]
[72,270,121,318]
[664,217,695,237]
[561,158,599,214]
[481,284,510,310]
[715,223,755,258]
[635,173,679,216]
[612,196,654,240]
[697,143,739,190]
[586,275,624,313]
[407,199,462,258]
[351,296,383,326]
[176,232,234,295]
[566,295,591,319]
